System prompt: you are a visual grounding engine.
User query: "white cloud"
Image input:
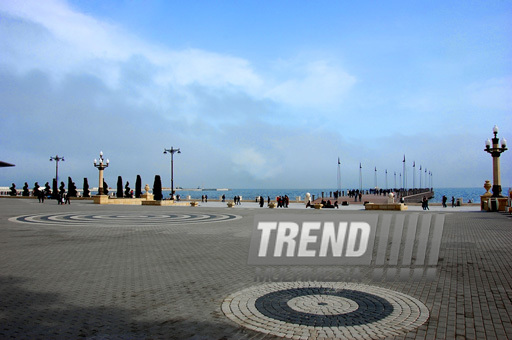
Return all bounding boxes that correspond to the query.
[0,0,357,110]
[266,60,357,108]
[231,148,283,180]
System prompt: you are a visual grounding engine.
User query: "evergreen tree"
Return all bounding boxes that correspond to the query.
[52,179,58,199]
[44,182,52,197]
[83,178,90,197]
[33,182,40,196]
[117,176,123,198]
[153,175,162,201]
[124,181,131,198]
[9,183,16,196]
[68,177,77,197]
[102,180,109,195]
[135,175,142,198]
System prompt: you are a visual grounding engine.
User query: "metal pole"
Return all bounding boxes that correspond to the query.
[171,151,174,198]
[359,163,362,192]
[56,160,59,185]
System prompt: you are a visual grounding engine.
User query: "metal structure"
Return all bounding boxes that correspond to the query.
[50,155,65,184]
[164,147,181,199]
[484,125,507,197]
[93,151,109,195]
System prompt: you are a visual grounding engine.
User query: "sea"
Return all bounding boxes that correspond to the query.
[164,187,497,204]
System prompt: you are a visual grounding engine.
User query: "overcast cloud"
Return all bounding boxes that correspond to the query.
[1,0,510,190]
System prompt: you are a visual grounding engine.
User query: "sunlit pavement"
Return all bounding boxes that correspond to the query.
[195,200,482,212]
[0,198,510,339]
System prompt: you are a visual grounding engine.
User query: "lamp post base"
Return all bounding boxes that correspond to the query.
[141,193,154,201]
[492,184,502,197]
[93,194,109,204]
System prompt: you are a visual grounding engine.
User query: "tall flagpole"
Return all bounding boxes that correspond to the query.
[385,169,388,190]
[425,168,427,189]
[419,165,422,188]
[374,167,377,189]
[402,155,406,190]
[413,161,416,189]
[337,157,341,192]
[359,163,362,192]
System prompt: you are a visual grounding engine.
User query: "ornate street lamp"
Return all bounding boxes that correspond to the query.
[93,151,109,195]
[484,125,507,197]
[50,155,64,184]
[163,147,181,199]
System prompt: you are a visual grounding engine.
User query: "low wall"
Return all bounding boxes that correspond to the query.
[365,203,408,211]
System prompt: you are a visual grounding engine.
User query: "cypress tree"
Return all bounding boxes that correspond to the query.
[68,177,77,197]
[135,175,142,198]
[103,180,109,195]
[124,181,131,198]
[83,178,90,197]
[52,179,58,199]
[153,175,162,201]
[117,176,123,198]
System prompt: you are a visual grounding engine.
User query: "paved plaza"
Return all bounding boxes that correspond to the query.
[0,198,511,339]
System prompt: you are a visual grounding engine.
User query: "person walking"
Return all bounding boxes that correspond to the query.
[451,196,455,208]
[442,195,447,208]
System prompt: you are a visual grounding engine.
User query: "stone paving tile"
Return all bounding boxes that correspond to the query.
[0,198,511,339]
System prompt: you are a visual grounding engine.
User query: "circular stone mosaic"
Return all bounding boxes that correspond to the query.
[9,212,241,226]
[222,282,429,339]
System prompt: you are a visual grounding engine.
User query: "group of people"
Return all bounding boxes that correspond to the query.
[421,196,429,210]
[275,195,289,208]
[442,195,457,208]
[306,199,339,209]
[233,195,242,205]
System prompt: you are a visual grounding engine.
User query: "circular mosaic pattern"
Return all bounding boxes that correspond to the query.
[287,295,359,315]
[222,282,429,339]
[9,212,241,226]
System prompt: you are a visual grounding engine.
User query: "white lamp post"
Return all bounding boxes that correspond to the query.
[93,151,109,195]
[484,125,507,197]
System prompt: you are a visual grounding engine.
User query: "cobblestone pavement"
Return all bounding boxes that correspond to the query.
[0,198,510,339]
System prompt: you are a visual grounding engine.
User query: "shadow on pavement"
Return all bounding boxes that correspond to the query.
[0,275,262,340]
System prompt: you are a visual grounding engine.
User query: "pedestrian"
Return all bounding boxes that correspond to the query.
[259,196,264,207]
[451,196,455,208]
[442,195,447,208]
[205,194,208,203]
[422,196,429,210]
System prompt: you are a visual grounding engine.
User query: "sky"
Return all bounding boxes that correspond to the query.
[0,0,511,190]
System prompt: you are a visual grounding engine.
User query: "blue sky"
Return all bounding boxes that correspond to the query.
[1,0,511,190]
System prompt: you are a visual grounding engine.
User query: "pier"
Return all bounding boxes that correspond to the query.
[311,188,434,206]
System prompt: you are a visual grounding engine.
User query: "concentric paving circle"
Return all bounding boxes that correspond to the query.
[222,282,429,339]
[288,295,359,315]
[9,212,241,226]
